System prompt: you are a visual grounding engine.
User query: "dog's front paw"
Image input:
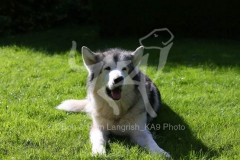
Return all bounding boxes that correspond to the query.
[92,145,106,155]
[159,151,171,159]
[150,147,171,158]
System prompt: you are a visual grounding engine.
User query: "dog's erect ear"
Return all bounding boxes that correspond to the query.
[132,46,144,66]
[82,46,97,66]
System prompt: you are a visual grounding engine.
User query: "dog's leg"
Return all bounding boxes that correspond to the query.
[90,125,107,155]
[130,130,171,158]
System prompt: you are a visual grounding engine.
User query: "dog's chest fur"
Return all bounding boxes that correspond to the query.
[88,92,146,135]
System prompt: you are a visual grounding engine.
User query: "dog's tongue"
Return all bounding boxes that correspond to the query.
[111,88,121,100]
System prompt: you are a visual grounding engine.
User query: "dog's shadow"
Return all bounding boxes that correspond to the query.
[106,102,218,159]
[153,102,219,159]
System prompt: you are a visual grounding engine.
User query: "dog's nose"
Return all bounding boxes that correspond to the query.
[114,77,124,84]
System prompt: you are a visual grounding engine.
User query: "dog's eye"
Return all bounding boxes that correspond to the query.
[104,66,111,70]
[122,67,127,71]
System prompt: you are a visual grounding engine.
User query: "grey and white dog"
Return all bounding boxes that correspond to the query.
[56,46,170,158]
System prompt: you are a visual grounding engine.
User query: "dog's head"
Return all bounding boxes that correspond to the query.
[81,46,144,101]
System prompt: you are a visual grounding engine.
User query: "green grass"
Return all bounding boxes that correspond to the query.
[0,25,239,159]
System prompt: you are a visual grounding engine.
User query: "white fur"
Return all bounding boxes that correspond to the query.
[56,99,87,112]
[56,46,171,158]
[90,125,107,155]
[108,69,123,90]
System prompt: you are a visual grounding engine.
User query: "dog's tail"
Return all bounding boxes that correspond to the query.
[56,99,87,112]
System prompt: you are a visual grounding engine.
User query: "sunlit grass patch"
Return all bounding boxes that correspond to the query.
[0,26,239,159]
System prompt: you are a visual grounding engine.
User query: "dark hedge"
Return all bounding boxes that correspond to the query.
[0,0,239,39]
[0,0,91,35]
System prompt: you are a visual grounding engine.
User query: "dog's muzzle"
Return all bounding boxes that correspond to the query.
[106,76,124,100]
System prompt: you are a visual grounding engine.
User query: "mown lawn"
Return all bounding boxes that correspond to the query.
[0,25,239,159]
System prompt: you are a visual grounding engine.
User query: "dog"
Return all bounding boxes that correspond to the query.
[56,46,171,158]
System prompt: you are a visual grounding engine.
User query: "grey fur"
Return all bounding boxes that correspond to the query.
[56,46,170,158]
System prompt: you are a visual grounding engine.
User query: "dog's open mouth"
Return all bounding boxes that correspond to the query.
[106,86,122,100]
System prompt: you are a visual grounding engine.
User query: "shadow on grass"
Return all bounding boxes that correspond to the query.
[0,24,139,55]
[144,39,240,69]
[0,24,239,70]
[0,25,99,54]
[104,102,218,159]
[152,102,219,159]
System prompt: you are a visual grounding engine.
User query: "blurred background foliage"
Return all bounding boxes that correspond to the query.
[0,0,92,35]
[0,0,239,39]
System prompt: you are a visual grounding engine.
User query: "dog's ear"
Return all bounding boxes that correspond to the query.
[82,46,98,72]
[82,46,97,66]
[132,46,144,66]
